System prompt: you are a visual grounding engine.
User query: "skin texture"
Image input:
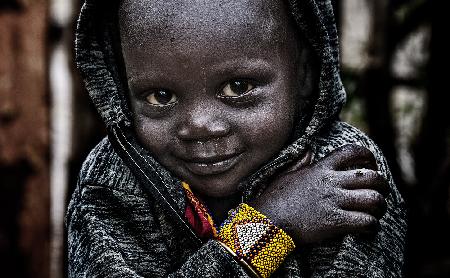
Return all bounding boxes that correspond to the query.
[119,0,389,242]
[251,145,388,245]
[119,0,313,220]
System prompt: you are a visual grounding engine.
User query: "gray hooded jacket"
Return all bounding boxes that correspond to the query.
[67,0,407,277]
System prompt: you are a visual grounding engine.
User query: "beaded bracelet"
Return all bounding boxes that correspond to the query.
[217,240,262,278]
[218,203,295,278]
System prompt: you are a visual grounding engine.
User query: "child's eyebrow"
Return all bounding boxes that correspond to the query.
[212,58,273,75]
[127,58,274,85]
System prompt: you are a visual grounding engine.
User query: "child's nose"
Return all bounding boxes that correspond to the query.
[176,105,231,141]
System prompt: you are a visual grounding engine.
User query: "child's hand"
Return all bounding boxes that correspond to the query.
[250,144,389,245]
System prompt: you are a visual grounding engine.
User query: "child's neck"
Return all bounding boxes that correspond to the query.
[200,193,242,225]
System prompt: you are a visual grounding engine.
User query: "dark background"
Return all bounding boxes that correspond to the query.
[0,0,448,277]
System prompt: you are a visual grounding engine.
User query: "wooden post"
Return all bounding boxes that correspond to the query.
[0,1,50,277]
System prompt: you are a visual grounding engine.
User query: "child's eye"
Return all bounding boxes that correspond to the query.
[146,90,178,106]
[219,80,255,97]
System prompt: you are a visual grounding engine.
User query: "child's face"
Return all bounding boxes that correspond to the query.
[119,0,305,198]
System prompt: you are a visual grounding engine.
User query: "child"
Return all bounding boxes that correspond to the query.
[68,0,406,277]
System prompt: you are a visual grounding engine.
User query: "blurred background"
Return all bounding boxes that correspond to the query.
[0,0,448,277]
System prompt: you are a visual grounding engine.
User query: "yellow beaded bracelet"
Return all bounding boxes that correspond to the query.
[218,203,295,278]
[217,240,262,278]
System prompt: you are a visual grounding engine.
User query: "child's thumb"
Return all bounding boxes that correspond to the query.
[284,150,313,174]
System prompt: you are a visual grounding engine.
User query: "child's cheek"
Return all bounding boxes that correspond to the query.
[235,96,295,154]
[132,114,174,155]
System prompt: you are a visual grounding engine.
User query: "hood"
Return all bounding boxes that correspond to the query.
[75,0,345,207]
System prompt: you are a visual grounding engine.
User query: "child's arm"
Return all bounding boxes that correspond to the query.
[307,139,406,277]
[206,144,388,277]
[251,144,388,246]
[281,122,406,277]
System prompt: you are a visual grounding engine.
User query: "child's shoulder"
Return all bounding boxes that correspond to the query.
[314,120,405,208]
[314,120,391,182]
[315,120,382,161]
[77,136,144,197]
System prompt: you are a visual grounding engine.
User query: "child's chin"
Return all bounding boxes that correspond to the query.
[186,177,240,199]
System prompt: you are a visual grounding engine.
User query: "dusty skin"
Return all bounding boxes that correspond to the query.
[118,0,388,244]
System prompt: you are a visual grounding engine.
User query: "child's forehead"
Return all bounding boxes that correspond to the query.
[119,0,294,49]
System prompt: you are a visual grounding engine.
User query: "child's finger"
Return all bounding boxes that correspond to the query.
[336,210,380,236]
[338,189,387,219]
[338,169,389,197]
[320,144,378,171]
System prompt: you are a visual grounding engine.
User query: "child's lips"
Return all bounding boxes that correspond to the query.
[180,152,243,176]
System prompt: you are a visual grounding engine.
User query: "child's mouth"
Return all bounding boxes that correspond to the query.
[181,153,243,176]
